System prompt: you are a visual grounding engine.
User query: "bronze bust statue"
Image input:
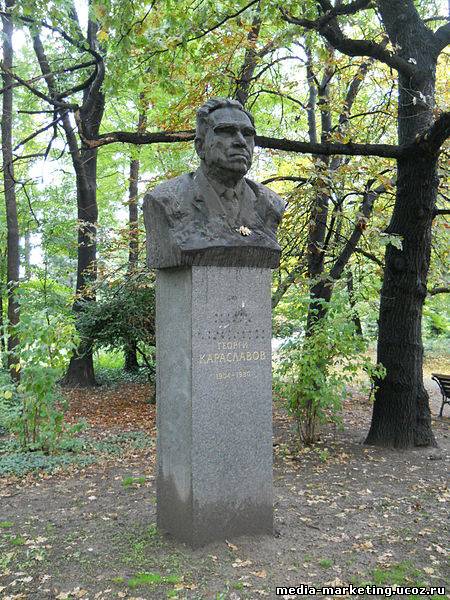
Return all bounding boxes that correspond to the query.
[143,98,285,268]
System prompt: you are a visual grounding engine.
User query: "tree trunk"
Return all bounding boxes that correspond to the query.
[32,30,100,387]
[124,341,139,372]
[366,5,439,448]
[365,152,438,448]
[24,228,31,280]
[62,145,100,387]
[58,14,105,387]
[0,285,5,361]
[346,270,363,337]
[123,154,140,372]
[1,0,20,382]
[123,109,146,372]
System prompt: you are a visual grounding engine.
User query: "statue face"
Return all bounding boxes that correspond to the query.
[196,107,256,178]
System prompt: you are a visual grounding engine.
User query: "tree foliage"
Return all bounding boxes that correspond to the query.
[0,0,448,448]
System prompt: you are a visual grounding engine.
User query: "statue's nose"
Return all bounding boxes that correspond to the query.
[234,130,246,145]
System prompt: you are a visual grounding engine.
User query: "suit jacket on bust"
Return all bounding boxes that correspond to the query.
[143,167,285,269]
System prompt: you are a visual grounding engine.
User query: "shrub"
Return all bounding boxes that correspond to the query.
[274,289,385,446]
[0,309,81,452]
[77,272,156,380]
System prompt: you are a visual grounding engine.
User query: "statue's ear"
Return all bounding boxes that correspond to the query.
[195,136,205,159]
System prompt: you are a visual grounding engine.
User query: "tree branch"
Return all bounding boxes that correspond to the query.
[434,21,450,52]
[416,111,450,154]
[428,286,450,295]
[234,1,261,106]
[0,60,97,96]
[280,6,422,80]
[261,175,309,185]
[13,114,64,151]
[0,10,102,61]
[147,0,259,58]
[354,247,384,267]
[257,135,403,158]
[329,181,388,280]
[75,108,447,159]
[272,261,306,308]
[0,62,77,109]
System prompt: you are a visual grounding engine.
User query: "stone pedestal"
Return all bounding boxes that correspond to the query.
[156,266,273,547]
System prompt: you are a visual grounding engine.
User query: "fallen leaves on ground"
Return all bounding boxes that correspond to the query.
[64,383,156,434]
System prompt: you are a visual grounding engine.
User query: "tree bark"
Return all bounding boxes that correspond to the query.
[62,141,100,386]
[1,0,20,381]
[123,153,140,372]
[123,108,146,372]
[346,269,363,336]
[0,283,5,360]
[31,30,100,386]
[365,1,440,448]
[24,228,31,280]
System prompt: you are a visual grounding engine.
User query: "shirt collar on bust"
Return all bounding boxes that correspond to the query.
[198,163,245,199]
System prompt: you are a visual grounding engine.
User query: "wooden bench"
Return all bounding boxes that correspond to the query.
[432,373,450,417]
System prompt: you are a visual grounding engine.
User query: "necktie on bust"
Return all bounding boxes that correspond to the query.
[222,187,240,225]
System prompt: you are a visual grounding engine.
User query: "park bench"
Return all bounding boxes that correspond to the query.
[432,373,450,417]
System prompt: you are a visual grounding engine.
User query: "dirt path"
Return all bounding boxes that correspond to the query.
[0,386,448,600]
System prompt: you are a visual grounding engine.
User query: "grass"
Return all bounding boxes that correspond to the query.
[129,572,180,588]
[318,558,333,568]
[112,571,181,589]
[94,349,153,386]
[8,535,26,546]
[121,524,162,565]
[0,521,14,528]
[122,475,146,487]
[354,562,448,600]
[95,349,125,371]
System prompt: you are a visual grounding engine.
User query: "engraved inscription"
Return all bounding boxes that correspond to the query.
[199,348,267,365]
[216,370,251,380]
[194,302,270,383]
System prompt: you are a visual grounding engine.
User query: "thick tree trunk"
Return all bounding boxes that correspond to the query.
[1,0,20,382]
[306,60,332,334]
[128,156,139,271]
[365,153,438,448]
[59,15,105,387]
[32,31,101,387]
[62,145,100,387]
[366,5,439,447]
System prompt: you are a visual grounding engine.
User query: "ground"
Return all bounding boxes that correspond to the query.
[0,376,448,600]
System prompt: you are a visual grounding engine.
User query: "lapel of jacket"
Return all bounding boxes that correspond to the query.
[192,168,225,219]
[238,178,260,226]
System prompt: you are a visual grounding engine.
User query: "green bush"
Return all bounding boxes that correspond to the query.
[274,289,385,446]
[77,272,156,379]
[0,308,81,452]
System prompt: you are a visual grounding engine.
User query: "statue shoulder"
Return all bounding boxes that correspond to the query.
[247,179,286,218]
[143,172,194,213]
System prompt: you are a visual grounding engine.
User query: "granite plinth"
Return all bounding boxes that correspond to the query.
[156,266,273,547]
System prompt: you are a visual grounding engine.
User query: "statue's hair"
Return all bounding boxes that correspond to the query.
[195,98,255,140]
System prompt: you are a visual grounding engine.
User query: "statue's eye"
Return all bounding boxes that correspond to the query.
[214,126,235,135]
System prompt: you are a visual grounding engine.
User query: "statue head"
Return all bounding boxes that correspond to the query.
[194,98,256,185]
